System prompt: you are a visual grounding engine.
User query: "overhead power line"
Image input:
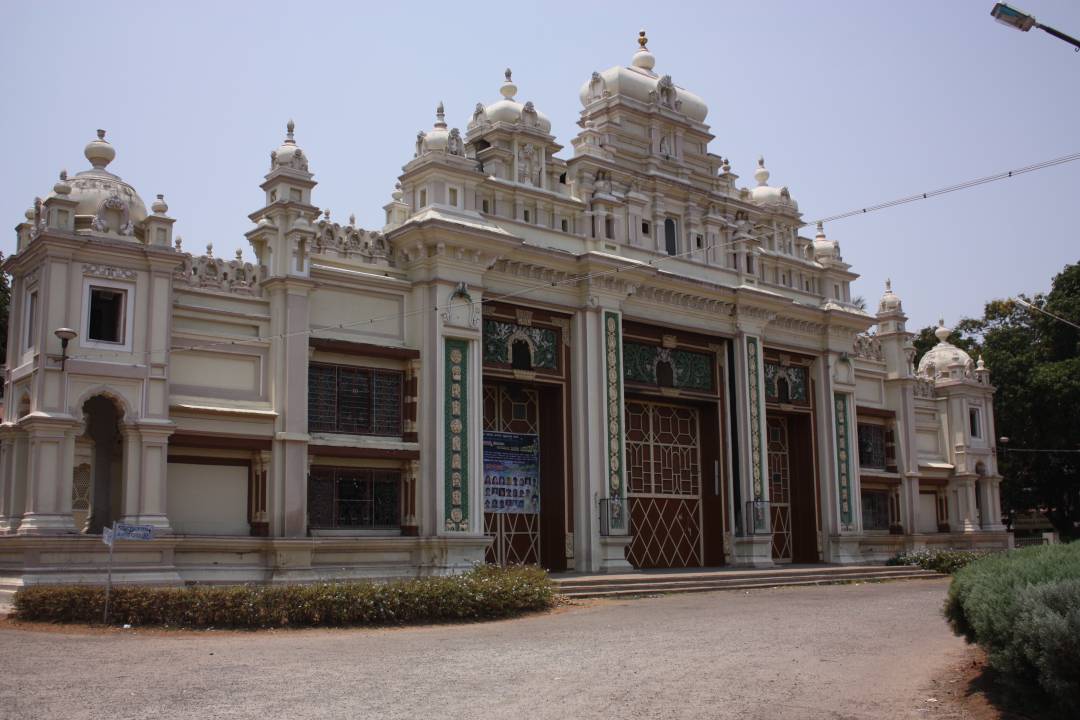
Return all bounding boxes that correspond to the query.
[812,152,1080,225]
[1015,297,1080,332]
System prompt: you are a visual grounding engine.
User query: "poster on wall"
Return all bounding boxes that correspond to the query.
[483,432,540,514]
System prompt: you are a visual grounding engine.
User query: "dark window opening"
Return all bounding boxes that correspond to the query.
[308,468,400,530]
[88,287,125,344]
[482,199,490,213]
[656,360,675,388]
[308,363,403,436]
[475,139,491,151]
[523,209,531,223]
[511,340,533,371]
[969,408,981,438]
[604,217,614,240]
[858,424,887,469]
[664,218,677,255]
[642,221,651,236]
[696,234,704,249]
[558,172,567,184]
[560,218,569,232]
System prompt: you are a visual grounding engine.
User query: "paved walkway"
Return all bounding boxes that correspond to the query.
[0,578,965,720]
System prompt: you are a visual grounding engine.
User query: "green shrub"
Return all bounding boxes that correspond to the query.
[944,542,1080,713]
[13,564,554,629]
[885,548,990,574]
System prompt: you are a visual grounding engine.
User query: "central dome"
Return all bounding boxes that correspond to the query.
[468,69,552,134]
[918,321,973,378]
[578,31,708,123]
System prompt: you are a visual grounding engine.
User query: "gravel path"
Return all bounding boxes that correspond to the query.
[0,578,966,720]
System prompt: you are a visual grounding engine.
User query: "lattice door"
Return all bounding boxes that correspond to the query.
[483,384,541,566]
[625,401,703,568]
[767,416,792,561]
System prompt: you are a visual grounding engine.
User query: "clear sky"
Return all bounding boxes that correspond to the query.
[2,0,1077,330]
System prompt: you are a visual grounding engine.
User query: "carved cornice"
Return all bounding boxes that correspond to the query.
[83,263,137,282]
[633,285,734,315]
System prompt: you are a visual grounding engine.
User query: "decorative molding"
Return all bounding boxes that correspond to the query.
[444,338,469,531]
[313,215,394,267]
[173,250,260,295]
[83,263,137,282]
[549,317,571,346]
[834,392,853,530]
[482,319,557,370]
[604,311,626,532]
[634,285,734,315]
[441,282,481,329]
[853,333,885,362]
[746,337,766,532]
[623,341,713,391]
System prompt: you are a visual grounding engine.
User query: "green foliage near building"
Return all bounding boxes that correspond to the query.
[944,542,1080,714]
[912,261,1080,540]
[13,564,554,628]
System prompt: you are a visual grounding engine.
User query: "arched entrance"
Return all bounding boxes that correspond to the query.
[81,395,124,534]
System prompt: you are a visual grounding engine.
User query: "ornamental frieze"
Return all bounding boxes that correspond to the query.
[83,263,137,282]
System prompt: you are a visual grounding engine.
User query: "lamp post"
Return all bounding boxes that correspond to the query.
[991,3,1080,51]
[54,328,77,371]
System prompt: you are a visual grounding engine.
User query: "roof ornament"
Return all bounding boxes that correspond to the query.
[638,29,648,48]
[174,236,183,252]
[285,119,296,145]
[348,213,356,227]
[755,156,770,186]
[235,248,243,261]
[53,170,72,196]
[721,157,731,173]
[151,193,168,215]
[206,242,214,258]
[84,129,116,170]
[435,101,447,129]
[815,221,825,237]
[935,318,951,343]
[501,68,517,100]
[632,29,656,72]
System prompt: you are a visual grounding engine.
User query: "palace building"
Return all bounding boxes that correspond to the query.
[0,33,1007,589]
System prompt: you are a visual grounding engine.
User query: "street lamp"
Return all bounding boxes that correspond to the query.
[991,3,1080,51]
[54,327,77,371]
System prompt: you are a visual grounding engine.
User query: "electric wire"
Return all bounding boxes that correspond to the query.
[1015,297,1080,332]
[811,152,1080,225]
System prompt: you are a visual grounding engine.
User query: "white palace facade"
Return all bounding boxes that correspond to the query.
[0,34,1007,589]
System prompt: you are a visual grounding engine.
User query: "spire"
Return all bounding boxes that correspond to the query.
[435,102,447,129]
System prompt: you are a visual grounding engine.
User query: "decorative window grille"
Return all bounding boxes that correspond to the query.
[861,489,890,531]
[307,467,400,530]
[308,363,403,436]
[857,423,887,469]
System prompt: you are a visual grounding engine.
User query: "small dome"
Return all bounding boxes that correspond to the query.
[917,319,973,378]
[578,32,708,123]
[878,279,903,314]
[749,156,798,211]
[271,120,309,173]
[47,130,148,232]
[424,102,451,152]
[469,69,552,133]
[811,221,837,261]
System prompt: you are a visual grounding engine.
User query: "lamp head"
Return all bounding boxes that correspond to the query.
[54,327,77,345]
[991,3,1037,32]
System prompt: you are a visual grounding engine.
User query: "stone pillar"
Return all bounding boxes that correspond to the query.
[978,476,1005,531]
[730,330,772,566]
[119,423,172,530]
[18,418,78,534]
[949,477,979,532]
[402,459,419,536]
[0,426,23,533]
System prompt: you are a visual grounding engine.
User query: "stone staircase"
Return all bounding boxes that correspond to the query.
[552,564,943,599]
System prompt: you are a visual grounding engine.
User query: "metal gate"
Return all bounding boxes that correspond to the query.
[483,384,541,566]
[767,416,792,561]
[625,401,702,568]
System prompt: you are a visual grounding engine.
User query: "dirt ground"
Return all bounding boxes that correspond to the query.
[0,578,1013,720]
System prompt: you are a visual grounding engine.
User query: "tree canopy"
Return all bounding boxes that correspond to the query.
[911,261,1080,538]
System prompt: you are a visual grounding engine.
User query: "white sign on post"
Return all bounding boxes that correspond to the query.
[103,522,156,624]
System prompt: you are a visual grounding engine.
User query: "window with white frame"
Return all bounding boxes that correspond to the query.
[969,407,982,439]
[24,290,38,351]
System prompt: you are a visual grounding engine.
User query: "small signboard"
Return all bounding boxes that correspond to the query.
[102,523,155,547]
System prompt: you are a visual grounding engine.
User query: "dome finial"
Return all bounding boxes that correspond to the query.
[435,101,447,129]
[935,318,951,344]
[815,221,825,237]
[505,67,512,82]
[501,68,517,100]
[885,278,892,291]
[638,29,648,48]
[631,30,656,72]
[754,156,770,186]
[54,170,72,196]
[85,129,116,170]
[285,119,295,144]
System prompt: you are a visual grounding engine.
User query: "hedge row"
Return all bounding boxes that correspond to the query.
[885,548,992,574]
[13,564,554,628]
[944,542,1080,714]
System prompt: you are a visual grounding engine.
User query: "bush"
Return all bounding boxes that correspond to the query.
[944,542,1080,714]
[13,564,554,629]
[885,548,990,574]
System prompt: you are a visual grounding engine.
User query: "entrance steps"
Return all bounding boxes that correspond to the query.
[552,564,942,599]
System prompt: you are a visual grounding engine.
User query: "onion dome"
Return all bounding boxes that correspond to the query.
[878,279,903,314]
[579,31,708,123]
[468,69,552,133]
[917,319,973,378]
[47,130,148,232]
[749,156,798,211]
[270,119,309,173]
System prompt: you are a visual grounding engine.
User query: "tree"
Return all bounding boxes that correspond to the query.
[966,263,1080,539]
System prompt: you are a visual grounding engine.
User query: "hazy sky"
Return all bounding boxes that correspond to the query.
[2,0,1077,330]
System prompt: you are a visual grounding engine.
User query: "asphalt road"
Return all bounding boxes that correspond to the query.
[0,578,966,720]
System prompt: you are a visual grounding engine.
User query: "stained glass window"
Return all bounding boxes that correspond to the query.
[857,424,887,469]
